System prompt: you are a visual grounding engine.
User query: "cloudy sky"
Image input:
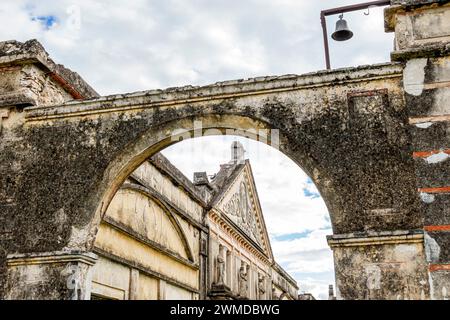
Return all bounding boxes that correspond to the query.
[2,0,394,299]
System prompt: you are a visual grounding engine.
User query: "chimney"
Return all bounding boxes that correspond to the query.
[193,172,209,186]
[231,141,245,164]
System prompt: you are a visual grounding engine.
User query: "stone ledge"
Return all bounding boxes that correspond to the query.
[391,0,450,6]
[24,62,403,122]
[0,91,37,107]
[6,250,98,267]
[327,230,424,248]
[209,284,237,300]
[391,43,450,61]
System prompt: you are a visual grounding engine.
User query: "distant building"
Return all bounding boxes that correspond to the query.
[298,293,316,300]
[328,284,336,300]
[90,141,298,299]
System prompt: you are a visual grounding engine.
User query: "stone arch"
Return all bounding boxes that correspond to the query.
[3,62,430,300]
[79,113,341,252]
[3,0,450,298]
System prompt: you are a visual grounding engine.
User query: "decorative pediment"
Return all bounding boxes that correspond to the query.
[214,162,272,259]
[221,180,261,244]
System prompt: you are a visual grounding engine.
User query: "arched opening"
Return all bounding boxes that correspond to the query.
[79,114,342,252]
[2,68,432,300]
[3,64,428,300]
[86,114,338,300]
[162,136,335,300]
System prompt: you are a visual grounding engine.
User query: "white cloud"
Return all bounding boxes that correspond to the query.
[271,229,332,261]
[162,135,331,234]
[0,0,393,94]
[297,276,335,300]
[270,229,335,299]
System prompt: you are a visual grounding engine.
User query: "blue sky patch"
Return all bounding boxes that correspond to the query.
[32,15,57,29]
[303,187,320,199]
[303,178,320,198]
[272,230,312,241]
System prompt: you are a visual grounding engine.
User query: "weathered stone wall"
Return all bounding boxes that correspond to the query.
[0,39,98,106]
[5,251,97,300]
[329,230,429,299]
[0,61,422,299]
[387,0,450,299]
[0,40,99,299]
[0,63,73,108]
[406,56,450,298]
[1,0,449,299]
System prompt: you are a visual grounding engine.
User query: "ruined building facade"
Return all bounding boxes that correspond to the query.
[1,0,450,299]
[90,142,297,300]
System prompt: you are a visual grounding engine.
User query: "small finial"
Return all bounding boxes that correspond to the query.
[193,172,209,185]
[231,141,245,164]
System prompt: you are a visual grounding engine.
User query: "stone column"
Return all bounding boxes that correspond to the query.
[385,0,450,299]
[328,230,430,300]
[4,251,97,300]
[199,230,208,300]
[158,279,167,300]
[129,268,140,300]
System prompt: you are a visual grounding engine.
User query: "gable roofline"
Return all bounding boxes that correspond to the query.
[147,153,209,206]
[273,262,299,289]
[243,159,274,260]
[208,159,274,261]
[208,162,246,208]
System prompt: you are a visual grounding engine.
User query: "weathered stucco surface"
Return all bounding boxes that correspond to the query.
[1,0,450,299]
[0,59,423,299]
[328,230,429,299]
[5,251,97,300]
